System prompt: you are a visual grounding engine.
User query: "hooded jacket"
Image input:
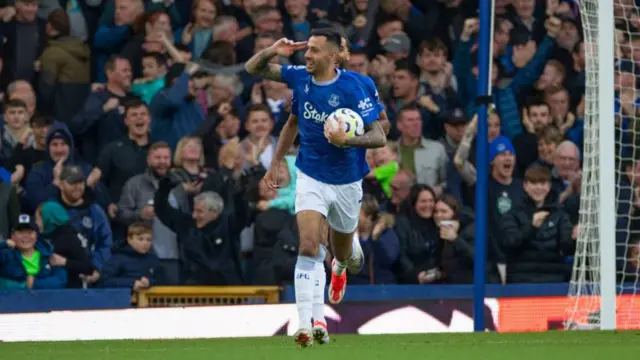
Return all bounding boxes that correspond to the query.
[23,122,109,212]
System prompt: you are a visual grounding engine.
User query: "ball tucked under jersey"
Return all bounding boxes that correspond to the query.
[284,66,383,185]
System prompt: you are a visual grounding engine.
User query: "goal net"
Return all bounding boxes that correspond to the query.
[566,0,640,330]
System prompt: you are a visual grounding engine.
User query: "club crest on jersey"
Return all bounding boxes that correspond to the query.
[328,94,340,107]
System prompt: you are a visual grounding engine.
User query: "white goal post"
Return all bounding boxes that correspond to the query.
[567,0,634,331]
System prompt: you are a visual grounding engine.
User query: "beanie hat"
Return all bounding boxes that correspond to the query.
[48,9,70,36]
[489,136,516,163]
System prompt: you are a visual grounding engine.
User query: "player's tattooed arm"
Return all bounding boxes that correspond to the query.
[379,110,391,135]
[244,48,282,81]
[345,121,387,148]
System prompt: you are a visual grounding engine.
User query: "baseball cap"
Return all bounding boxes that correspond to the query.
[383,33,411,54]
[13,214,38,232]
[60,165,86,184]
[445,108,470,125]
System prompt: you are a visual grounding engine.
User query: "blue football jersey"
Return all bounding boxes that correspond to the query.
[282,66,380,185]
[290,70,384,118]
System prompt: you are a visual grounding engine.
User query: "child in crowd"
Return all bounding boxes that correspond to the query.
[132,52,168,104]
[366,143,400,198]
[0,214,67,289]
[1,99,33,160]
[100,222,161,290]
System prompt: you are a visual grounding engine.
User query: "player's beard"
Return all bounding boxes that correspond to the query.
[338,58,348,69]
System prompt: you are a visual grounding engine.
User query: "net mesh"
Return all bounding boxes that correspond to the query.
[566,0,640,330]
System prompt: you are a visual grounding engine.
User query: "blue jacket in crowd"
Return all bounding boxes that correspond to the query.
[352,228,401,285]
[150,73,205,151]
[454,36,555,139]
[24,122,109,212]
[0,240,67,289]
[92,25,131,82]
[64,201,113,272]
[100,246,161,288]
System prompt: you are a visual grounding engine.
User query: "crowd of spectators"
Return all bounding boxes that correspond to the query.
[0,0,637,291]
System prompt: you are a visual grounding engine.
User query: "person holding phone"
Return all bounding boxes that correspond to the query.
[434,193,481,284]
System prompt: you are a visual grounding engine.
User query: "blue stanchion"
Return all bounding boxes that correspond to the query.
[473,0,493,332]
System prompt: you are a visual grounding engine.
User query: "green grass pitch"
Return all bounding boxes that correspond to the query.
[1,331,638,360]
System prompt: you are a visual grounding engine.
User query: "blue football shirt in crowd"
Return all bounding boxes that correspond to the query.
[281,65,380,185]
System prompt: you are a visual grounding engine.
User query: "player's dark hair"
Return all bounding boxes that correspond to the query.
[394,59,420,79]
[310,28,342,49]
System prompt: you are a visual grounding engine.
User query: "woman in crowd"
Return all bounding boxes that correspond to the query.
[169,136,210,214]
[394,184,441,284]
[433,193,476,284]
[175,0,221,59]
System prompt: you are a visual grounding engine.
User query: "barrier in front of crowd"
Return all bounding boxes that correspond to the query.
[134,286,281,307]
[1,284,638,342]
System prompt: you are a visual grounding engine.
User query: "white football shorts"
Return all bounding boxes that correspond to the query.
[295,170,363,234]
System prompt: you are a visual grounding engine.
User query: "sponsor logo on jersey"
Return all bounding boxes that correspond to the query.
[358,98,373,111]
[303,102,330,123]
